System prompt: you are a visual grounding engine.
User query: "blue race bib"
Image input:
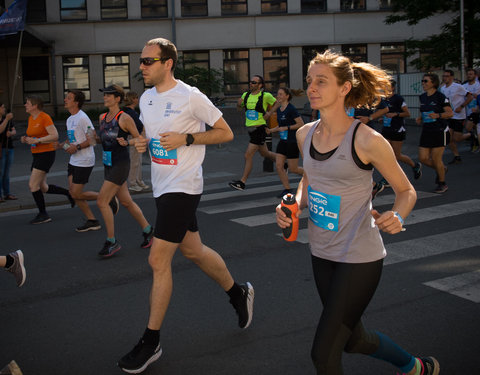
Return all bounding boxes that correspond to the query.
[467,100,476,110]
[421,111,435,123]
[102,151,112,166]
[246,110,259,121]
[383,116,392,127]
[67,129,76,143]
[279,130,288,140]
[149,138,178,165]
[308,185,341,232]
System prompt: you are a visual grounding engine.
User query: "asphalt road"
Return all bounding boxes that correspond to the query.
[1,123,480,374]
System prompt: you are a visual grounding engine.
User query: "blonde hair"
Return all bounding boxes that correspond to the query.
[308,50,392,108]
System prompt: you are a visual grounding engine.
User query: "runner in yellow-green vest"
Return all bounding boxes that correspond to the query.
[228,75,277,191]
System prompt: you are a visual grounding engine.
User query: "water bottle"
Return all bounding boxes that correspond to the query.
[87,126,96,145]
[281,193,299,242]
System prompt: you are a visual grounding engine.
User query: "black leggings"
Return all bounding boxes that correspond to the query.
[311,255,383,375]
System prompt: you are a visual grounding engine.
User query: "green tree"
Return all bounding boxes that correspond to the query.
[174,65,224,97]
[385,0,480,70]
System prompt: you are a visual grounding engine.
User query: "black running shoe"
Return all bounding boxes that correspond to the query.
[229,282,254,329]
[418,356,440,375]
[412,162,422,180]
[448,155,461,164]
[29,213,52,225]
[434,183,448,194]
[141,227,154,248]
[228,180,245,191]
[109,196,119,215]
[76,219,101,232]
[118,339,162,374]
[98,240,121,258]
[435,166,448,185]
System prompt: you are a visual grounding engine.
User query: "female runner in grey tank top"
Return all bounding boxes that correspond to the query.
[276,50,440,375]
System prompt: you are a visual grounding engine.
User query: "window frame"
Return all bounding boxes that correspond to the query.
[262,47,289,92]
[223,49,250,96]
[103,55,131,90]
[261,0,287,14]
[59,0,88,21]
[380,43,406,75]
[141,0,168,18]
[62,56,91,101]
[22,56,51,103]
[221,0,247,16]
[341,44,368,63]
[301,0,327,13]
[26,0,47,23]
[340,0,366,11]
[181,0,208,17]
[101,0,128,20]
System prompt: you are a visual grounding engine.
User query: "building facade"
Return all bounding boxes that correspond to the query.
[1,0,450,119]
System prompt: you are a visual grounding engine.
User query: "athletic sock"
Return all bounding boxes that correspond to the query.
[107,237,116,244]
[4,254,14,269]
[414,358,423,375]
[46,184,70,196]
[143,224,152,234]
[32,190,46,214]
[142,328,160,346]
[226,282,243,299]
[370,331,416,373]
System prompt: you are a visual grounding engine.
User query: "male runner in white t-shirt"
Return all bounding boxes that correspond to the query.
[117,38,254,374]
[463,68,480,151]
[62,90,104,232]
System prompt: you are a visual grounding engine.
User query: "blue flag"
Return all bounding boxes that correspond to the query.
[0,0,28,36]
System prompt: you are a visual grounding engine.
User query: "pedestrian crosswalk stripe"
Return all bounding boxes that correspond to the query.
[372,190,438,206]
[384,226,479,265]
[424,269,480,303]
[201,182,299,203]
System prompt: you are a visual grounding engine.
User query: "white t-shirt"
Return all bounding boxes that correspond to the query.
[140,80,222,198]
[440,83,468,120]
[66,110,96,167]
[463,81,480,116]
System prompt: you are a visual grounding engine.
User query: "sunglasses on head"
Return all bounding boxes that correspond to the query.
[421,80,430,83]
[139,57,170,66]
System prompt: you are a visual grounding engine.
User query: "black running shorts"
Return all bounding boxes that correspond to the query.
[154,192,201,243]
[31,151,55,173]
[447,119,465,133]
[68,163,94,185]
[381,128,406,142]
[419,129,450,148]
[104,158,130,186]
[276,140,300,159]
[247,125,267,146]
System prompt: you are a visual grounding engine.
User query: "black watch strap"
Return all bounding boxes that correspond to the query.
[76,144,82,150]
[186,133,194,146]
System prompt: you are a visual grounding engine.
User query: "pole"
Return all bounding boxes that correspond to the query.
[460,0,465,82]
[10,29,23,111]
[171,0,176,44]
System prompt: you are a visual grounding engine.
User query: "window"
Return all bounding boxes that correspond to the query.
[379,0,393,9]
[63,56,90,100]
[221,0,247,15]
[301,0,326,13]
[178,51,209,70]
[23,57,50,102]
[101,0,127,19]
[141,0,168,18]
[261,0,287,14]
[0,1,5,15]
[223,49,249,95]
[381,44,405,75]
[60,0,87,21]
[340,0,365,11]
[26,0,46,22]
[263,48,289,92]
[181,0,207,17]
[103,55,130,89]
[302,46,328,89]
[342,44,367,62]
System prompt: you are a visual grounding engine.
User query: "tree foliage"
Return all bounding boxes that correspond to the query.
[385,0,480,70]
[174,65,224,97]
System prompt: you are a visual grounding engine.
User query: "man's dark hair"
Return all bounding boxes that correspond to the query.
[67,90,86,109]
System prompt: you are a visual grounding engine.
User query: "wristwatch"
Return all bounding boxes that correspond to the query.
[76,144,82,151]
[186,133,194,146]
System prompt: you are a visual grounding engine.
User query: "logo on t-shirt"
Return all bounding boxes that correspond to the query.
[164,102,181,117]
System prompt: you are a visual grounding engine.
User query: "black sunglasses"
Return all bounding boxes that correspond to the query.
[139,57,170,66]
[421,80,430,83]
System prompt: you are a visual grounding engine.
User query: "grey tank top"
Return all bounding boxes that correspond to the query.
[303,120,386,263]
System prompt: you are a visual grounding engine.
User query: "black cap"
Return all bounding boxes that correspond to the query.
[99,85,120,94]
